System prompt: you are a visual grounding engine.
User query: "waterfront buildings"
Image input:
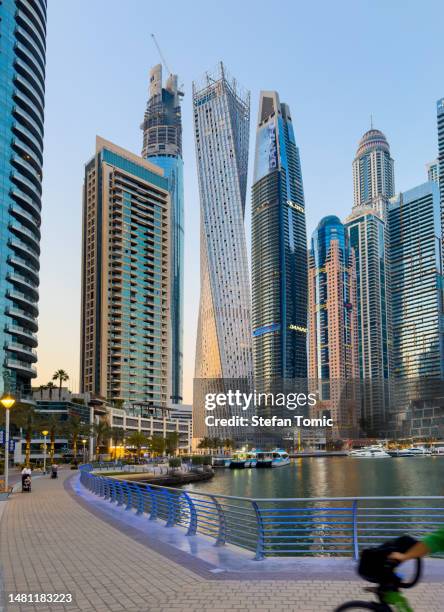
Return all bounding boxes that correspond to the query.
[0,0,47,397]
[388,182,444,378]
[437,98,444,260]
[308,216,359,436]
[141,64,184,402]
[426,159,439,184]
[352,128,395,210]
[193,64,253,382]
[251,91,308,386]
[80,137,170,406]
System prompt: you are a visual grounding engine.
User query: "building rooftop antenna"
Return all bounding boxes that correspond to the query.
[370,114,373,130]
[151,33,172,75]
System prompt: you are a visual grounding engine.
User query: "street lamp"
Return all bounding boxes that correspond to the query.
[81,438,87,464]
[42,430,49,474]
[1,394,16,492]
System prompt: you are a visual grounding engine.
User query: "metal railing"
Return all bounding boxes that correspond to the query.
[79,463,444,560]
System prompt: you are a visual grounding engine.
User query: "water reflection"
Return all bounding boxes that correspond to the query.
[186,457,444,498]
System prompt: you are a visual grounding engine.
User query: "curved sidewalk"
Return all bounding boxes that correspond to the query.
[0,472,442,612]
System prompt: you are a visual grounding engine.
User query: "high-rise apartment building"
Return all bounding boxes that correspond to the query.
[352,128,395,211]
[80,137,170,406]
[193,64,253,381]
[437,98,444,260]
[251,91,308,386]
[0,0,47,396]
[308,216,359,434]
[345,207,392,430]
[141,64,184,402]
[388,182,444,378]
[426,159,439,184]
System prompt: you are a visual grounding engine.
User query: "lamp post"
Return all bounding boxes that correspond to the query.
[1,395,16,492]
[42,430,48,474]
[81,438,87,464]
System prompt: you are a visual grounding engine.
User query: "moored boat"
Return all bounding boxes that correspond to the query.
[271,449,291,467]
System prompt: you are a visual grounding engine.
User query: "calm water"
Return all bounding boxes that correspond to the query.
[185,457,444,498]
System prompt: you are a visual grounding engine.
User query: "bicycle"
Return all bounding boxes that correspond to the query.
[335,535,422,611]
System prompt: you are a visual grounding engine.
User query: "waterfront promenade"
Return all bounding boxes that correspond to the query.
[1,472,443,612]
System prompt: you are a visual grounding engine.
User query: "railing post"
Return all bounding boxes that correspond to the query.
[136,486,144,515]
[210,495,226,546]
[148,486,158,521]
[124,483,133,511]
[352,499,359,561]
[182,492,197,536]
[116,481,124,506]
[252,501,265,560]
[165,491,177,527]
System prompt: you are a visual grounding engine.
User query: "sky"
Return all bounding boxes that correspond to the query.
[36,0,444,402]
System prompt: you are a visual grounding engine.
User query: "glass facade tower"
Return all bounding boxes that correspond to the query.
[192,64,253,382]
[308,216,359,436]
[388,182,444,378]
[80,137,170,406]
[141,64,184,402]
[437,98,444,264]
[251,91,308,386]
[0,0,47,397]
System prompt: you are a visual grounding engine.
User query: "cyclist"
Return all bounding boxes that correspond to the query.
[389,527,444,562]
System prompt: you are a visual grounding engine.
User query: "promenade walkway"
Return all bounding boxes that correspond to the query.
[0,472,443,612]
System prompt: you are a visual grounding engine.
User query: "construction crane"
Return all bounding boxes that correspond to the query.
[151,33,172,76]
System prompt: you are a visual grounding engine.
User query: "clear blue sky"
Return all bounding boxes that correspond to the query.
[37,0,444,401]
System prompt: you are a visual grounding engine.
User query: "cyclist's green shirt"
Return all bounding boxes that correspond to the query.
[423,527,444,553]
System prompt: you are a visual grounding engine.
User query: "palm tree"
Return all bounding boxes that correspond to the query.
[165,431,180,456]
[149,435,166,457]
[46,382,56,400]
[109,427,125,460]
[92,421,112,458]
[38,384,47,399]
[41,414,63,462]
[10,404,44,466]
[126,431,150,460]
[52,369,69,399]
[64,416,89,459]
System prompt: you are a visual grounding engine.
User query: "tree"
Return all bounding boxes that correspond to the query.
[52,369,69,400]
[46,382,56,400]
[197,437,211,452]
[10,404,44,466]
[92,421,112,457]
[223,438,234,452]
[41,414,63,462]
[109,427,125,460]
[165,431,179,456]
[150,435,166,457]
[126,431,149,459]
[63,416,89,458]
[38,385,47,399]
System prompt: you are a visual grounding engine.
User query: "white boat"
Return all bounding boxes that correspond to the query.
[245,451,257,468]
[348,444,390,458]
[271,449,291,467]
[394,446,432,457]
[255,450,273,468]
[229,452,247,469]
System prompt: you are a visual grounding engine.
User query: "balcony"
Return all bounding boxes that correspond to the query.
[5,324,37,347]
[6,289,38,316]
[5,358,37,377]
[6,342,37,362]
[6,307,38,332]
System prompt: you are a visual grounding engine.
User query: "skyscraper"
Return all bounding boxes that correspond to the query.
[437,98,444,259]
[80,137,170,406]
[308,216,359,435]
[0,0,47,397]
[426,159,439,184]
[141,64,184,402]
[352,128,395,212]
[388,182,444,378]
[251,91,308,386]
[193,64,253,381]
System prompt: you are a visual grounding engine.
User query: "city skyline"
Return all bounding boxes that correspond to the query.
[36,0,444,402]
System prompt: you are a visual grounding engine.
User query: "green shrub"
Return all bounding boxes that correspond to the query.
[202,455,212,466]
[169,458,181,468]
[191,455,203,466]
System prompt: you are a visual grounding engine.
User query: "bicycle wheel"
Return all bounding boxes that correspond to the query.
[335,602,385,611]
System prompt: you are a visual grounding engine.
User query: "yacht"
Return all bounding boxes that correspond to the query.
[348,445,390,458]
[392,446,432,457]
[255,450,273,468]
[271,449,291,467]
